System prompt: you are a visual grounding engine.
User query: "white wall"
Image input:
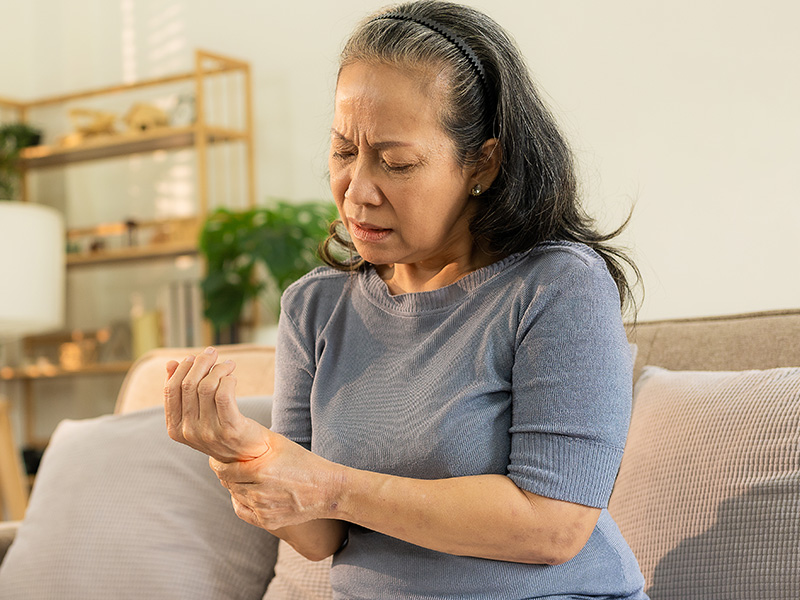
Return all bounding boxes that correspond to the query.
[2,0,798,320]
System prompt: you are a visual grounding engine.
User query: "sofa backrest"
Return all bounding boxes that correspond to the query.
[627,309,800,381]
[114,310,800,414]
[115,344,276,414]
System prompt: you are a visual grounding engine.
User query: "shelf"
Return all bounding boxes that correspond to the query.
[0,361,133,381]
[20,125,248,169]
[0,49,254,448]
[67,242,199,267]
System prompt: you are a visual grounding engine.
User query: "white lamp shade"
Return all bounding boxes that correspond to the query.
[0,202,65,339]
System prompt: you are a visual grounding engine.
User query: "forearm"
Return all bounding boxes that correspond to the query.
[332,469,599,565]
[270,518,348,561]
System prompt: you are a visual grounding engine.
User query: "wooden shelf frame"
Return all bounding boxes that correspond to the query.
[0,49,256,448]
[3,48,256,211]
[66,243,199,267]
[1,361,134,382]
[20,125,248,169]
[65,216,201,267]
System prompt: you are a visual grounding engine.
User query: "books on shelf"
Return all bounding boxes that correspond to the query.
[157,279,205,350]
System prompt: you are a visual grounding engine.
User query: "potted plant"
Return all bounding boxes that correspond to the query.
[0,122,42,201]
[199,199,338,343]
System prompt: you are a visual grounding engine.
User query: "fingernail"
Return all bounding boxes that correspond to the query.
[184,355,195,362]
[224,360,233,365]
[204,347,215,355]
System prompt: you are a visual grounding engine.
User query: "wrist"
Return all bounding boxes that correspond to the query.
[324,463,360,521]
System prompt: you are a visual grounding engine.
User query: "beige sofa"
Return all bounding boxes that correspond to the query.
[0,310,798,599]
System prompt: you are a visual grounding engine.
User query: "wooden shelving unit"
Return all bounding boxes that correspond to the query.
[1,361,134,382]
[14,49,255,213]
[66,241,199,267]
[64,216,202,267]
[0,49,256,447]
[20,125,248,169]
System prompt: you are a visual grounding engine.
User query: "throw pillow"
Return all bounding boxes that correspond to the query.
[0,397,279,600]
[608,366,800,600]
[263,540,333,600]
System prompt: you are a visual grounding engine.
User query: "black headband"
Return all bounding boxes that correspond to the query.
[371,12,490,98]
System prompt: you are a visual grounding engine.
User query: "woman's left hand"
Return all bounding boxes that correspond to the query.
[209,432,344,531]
[164,347,344,530]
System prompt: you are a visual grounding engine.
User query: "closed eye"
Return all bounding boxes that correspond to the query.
[382,161,414,173]
[331,149,356,162]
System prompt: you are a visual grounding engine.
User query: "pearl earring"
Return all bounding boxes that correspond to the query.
[470,184,483,196]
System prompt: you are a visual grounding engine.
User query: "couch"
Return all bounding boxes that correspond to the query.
[0,309,797,599]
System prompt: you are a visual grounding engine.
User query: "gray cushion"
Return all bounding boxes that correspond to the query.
[0,397,279,600]
[609,366,800,599]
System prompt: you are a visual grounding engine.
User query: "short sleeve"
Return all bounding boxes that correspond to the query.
[507,256,633,508]
[270,295,316,450]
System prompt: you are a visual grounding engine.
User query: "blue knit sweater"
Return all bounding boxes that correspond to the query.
[271,241,648,599]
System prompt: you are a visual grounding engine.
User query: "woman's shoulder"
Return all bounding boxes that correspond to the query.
[501,241,620,310]
[280,266,355,314]
[511,240,610,288]
[527,240,606,270]
[283,265,350,296]
[286,265,350,290]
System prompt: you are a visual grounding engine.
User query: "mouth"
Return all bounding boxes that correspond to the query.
[349,220,393,243]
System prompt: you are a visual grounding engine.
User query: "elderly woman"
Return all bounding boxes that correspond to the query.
[165,1,649,598]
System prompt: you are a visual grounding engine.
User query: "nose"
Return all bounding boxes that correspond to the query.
[343,156,383,208]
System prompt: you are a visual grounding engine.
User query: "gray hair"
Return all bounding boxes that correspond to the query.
[322,0,641,315]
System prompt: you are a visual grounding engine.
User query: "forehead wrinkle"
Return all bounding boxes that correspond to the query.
[331,127,418,152]
[331,62,456,162]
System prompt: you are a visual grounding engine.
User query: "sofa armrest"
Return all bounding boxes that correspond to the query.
[0,520,19,565]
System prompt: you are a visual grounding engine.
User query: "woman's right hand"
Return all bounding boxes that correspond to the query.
[163,347,270,463]
[164,348,350,555]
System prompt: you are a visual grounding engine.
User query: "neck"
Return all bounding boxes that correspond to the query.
[377,247,497,295]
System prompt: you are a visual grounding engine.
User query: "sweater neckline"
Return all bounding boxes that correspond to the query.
[359,250,529,314]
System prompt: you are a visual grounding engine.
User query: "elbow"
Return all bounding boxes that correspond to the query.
[285,539,337,562]
[517,536,587,566]
[540,543,583,566]
[536,522,596,566]
[284,531,346,562]
[516,491,600,566]
[511,519,597,566]
[295,547,334,562]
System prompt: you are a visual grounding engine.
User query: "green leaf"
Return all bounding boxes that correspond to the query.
[199,199,337,333]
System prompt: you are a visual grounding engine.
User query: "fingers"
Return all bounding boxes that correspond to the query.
[164,354,196,439]
[214,371,240,426]
[164,348,234,437]
[163,359,181,428]
[165,360,180,379]
[179,347,217,422]
[210,454,262,484]
[209,433,340,531]
[164,347,250,461]
[197,359,237,424]
[230,495,261,528]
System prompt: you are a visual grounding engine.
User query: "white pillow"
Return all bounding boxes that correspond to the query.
[609,366,800,599]
[0,397,279,600]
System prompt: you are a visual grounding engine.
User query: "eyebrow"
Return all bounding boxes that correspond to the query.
[330,129,415,151]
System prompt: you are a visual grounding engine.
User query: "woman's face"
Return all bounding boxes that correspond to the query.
[329,61,480,271]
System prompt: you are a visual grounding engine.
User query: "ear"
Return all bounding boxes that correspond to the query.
[471,138,502,191]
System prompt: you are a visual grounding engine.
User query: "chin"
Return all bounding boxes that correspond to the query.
[355,249,389,266]
[351,244,395,267]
